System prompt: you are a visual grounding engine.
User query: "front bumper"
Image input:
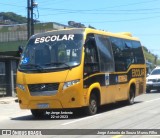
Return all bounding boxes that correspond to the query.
[16,81,86,109]
[146,82,160,90]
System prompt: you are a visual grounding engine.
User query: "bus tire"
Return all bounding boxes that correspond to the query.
[126,87,135,105]
[31,109,45,118]
[85,94,98,115]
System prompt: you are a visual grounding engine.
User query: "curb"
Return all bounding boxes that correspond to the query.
[0,97,18,104]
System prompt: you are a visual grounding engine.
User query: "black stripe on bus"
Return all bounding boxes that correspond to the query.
[83,68,145,88]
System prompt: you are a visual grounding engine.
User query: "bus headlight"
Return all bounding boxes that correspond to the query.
[16,84,25,91]
[63,80,80,90]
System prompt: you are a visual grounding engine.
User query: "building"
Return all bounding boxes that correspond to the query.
[0,22,68,96]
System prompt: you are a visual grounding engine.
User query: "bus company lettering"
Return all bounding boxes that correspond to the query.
[34,34,74,44]
[118,75,127,83]
[132,68,145,77]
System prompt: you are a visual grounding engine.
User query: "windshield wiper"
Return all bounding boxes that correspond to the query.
[21,64,45,72]
[44,62,72,70]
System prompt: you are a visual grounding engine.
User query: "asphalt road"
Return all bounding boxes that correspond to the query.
[0,91,160,138]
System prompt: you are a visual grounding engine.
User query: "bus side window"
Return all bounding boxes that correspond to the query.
[94,35,115,72]
[85,47,97,63]
[132,41,145,64]
[110,37,127,72]
[84,35,99,75]
[124,40,135,68]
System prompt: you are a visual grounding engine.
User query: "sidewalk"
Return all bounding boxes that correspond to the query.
[0,97,18,104]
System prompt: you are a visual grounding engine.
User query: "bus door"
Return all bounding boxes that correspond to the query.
[84,34,99,77]
[94,34,116,104]
[110,37,128,101]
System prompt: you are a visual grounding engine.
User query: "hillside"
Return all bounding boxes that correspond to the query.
[143,46,160,68]
[0,12,27,24]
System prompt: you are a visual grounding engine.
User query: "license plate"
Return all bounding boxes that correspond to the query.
[37,103,49,109]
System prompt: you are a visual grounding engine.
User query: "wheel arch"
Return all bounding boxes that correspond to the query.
[128,79,136,97]
[130,83,136,96]
[87,83,101,106]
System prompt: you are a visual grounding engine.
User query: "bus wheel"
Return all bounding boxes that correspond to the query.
[31,109,45,118]
[126,88,135,105]
[85,94,98,115]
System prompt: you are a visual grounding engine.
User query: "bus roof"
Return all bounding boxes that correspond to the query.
[32,27,139,41]
[84,28,139,41]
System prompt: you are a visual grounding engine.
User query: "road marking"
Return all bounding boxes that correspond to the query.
[61,114,102,126]
[0,116,8,121]
[112,135,123,138]
[144,97,160,103]
[111,98,160,138]
[62,97,160,126]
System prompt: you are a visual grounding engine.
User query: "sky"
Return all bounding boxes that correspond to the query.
[1,0,160,57]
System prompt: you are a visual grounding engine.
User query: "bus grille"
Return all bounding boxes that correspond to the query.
[148,79,160,82]
[28,83,59,96]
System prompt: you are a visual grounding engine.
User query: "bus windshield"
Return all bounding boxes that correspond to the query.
[19,34,83,72]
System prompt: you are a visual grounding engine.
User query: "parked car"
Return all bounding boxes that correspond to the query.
[146,66,160,93]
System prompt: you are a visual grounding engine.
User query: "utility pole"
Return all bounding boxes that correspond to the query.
[27,0,37,40]
[31,0,34,36]
[27,0,31,40]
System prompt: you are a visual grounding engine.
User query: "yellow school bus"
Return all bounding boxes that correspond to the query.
[16,28,146,117]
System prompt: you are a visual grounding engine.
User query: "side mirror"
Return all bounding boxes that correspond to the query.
[17,45,23,57]
[147,73,150,77]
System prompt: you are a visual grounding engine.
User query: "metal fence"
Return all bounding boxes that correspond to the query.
[0,29,51,42]
[0,74,6,96]
[0,74,17,96]
[0,61,17,97]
